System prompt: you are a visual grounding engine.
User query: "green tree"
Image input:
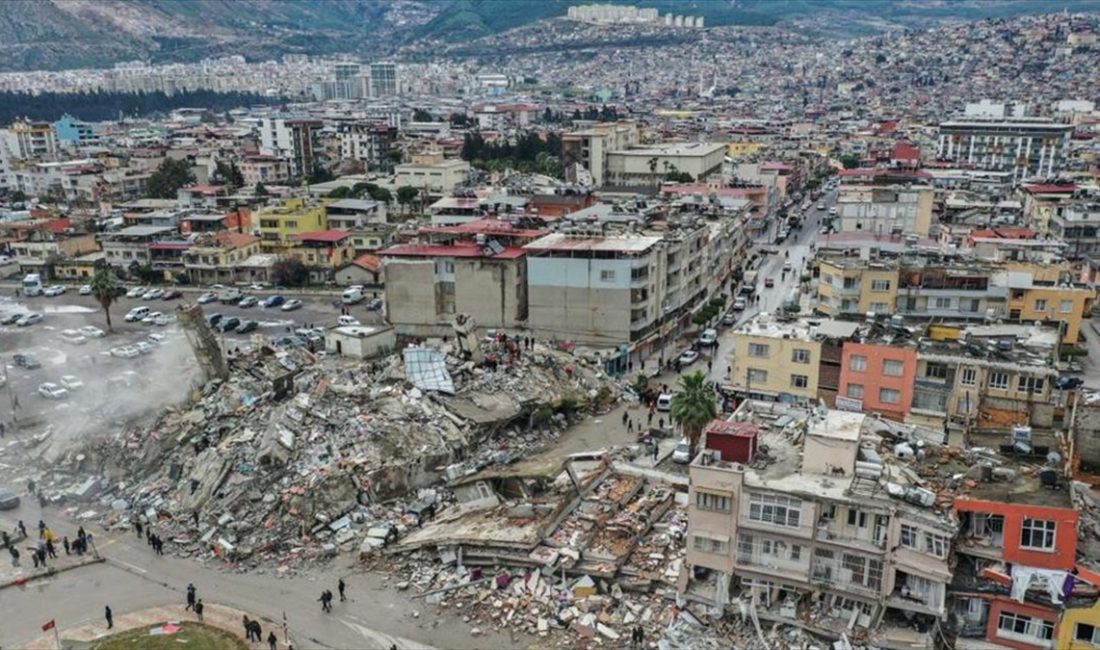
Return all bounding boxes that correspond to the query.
[254,182,269,197]
[309,166,334,184]
[146,158,195,198]
[368,186,393,204]
[89,268,125,332]
[9,190,27,203]
[839,154,862,169]
[327,186,353,199]
[271,258,309,287]
[669,371,718,456]
[396,185,420,211]
[413,108,434,122]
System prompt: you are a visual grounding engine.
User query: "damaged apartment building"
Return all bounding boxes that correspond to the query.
[682,399,1100,650]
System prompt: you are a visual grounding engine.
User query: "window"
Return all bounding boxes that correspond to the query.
[871,279,891,292]
[1020,519,1056,551]
[847,384,865,399]
[748,493,802,528]
[841,553,883,591]
[883,360,904,377]
[790,545,801,561]
[748,343,770,358]
[925,533,948,558]
[696,491,731,513]
[600,270,616,282]
[1018,376,1045,393]
[1061,300,1075,314]
[747,368,768,384]
[1074,623,1100,646]
[900,524,918,548]
[1034,298,1047,312]
[989,372,1009,390]
[935,297,951,309]
[792,349,811,364]
[997,612,1053,643]
[880,388,901,404]
[925,363,949,380]
[693,534,729,555]
[960,367,977,386]
[870,302,888,313]
[847,509,867,528]
[850,355,867,372]
[791,374,809,389]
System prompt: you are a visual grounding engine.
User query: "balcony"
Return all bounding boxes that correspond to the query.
[736,554,810,583]
[815,524,887,554]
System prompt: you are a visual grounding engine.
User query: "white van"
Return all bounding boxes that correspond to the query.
[656,393,673,412]
[342,287,365,305]
[125,306,151,322]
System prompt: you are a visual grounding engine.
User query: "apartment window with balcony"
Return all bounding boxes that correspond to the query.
[880,388,901,404]
[1061,300,1075,314]
[883,360,904,377]
[790,374,809,389]
[843,277,858,289]
[1020,519,1056,551]
[748,343,770,358]
[925,363,948,380]
[960,368,977,386]
[847,384,864,399]
[841,553,883,591]
[747,368,768,384]
[792,349,811,364]
[925,533,948,558]
[997,612,1053,644]
[934,297,952,309]
[871,279,891,292]
[989,372,1009,390]
[900,524,918,548]
[695,491,731,513]
[1074,623,1100,646]
[1018,376,1045,394]
[748,493,801,528]
[693,534,729,555]
[850,355,867,372]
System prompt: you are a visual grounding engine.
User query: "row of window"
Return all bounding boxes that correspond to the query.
[845,384,901,405]
[746,368,809,389]
[899,524,950,558]
[748,344,812,364]
[849,355,905,376]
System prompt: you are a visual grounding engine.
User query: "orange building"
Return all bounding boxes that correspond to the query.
[837,340,917,421]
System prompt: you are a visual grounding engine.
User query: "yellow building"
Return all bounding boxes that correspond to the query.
[725,142,765,158]
[1057,588,1100,649]
[815,259,900,317]
[256,197,328,249]
[728,315,822,402]
[1008,283,1093,344]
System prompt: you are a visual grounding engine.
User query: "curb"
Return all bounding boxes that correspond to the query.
[0,556,105,590]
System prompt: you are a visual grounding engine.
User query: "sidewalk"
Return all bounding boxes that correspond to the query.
[22,602,292,650]
[0,553,104,590]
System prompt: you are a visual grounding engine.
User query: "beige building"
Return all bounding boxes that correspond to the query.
[835,183,934,237]
[728,314,823,403]
[816,258,900,317]
[605,142,726,186]
[394,158,471,195]
[561,121,640,186]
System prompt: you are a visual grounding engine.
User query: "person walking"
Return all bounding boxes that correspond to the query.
[9,546,19,567]
[268,631,278,650]
[338,578,347,602]
[621,411,628,427]
[63,536,70,555]
[185,583,197,611]
[251,620,262,642]
[194,599,204,622]
[243,615,252,640]
[135,520,143,538]
[105,606,113,629]
[17,520,26,538]
[627,418,634,434]
[45,538,57,559]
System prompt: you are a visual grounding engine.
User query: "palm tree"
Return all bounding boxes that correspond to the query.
[89,268,124,332]
[670,370,718,456]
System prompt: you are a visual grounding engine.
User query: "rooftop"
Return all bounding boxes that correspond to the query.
[381,242,526,260]
[524,232,662,254]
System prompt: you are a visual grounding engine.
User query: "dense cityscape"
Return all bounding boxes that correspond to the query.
[1,2,1100,649]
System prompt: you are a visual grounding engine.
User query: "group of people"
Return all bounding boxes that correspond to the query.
[185,583,205,621]
[318,578,348,613]
[135,520,166,555]
[243,615,280,650]
[4,519,91,568]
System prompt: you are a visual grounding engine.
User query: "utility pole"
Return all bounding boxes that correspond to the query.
[4,365,16,425]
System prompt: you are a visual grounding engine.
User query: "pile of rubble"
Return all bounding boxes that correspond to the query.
[25,338,619,572]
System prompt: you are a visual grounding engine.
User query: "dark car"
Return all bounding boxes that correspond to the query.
[13,353,41,369]
[235,320,259,334]
[272,335,306,348]
[162,289,182,300]
[1054,376,1085,390]
[0,488,20,510]
[217,317,241,333]
[367,298,383,311]
[206,313,223,327]
[263,295,286,308]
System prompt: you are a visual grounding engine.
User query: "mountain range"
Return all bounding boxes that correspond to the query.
[0,0,1095,72]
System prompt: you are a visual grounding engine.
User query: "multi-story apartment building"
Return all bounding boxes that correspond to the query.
[240,155,291,188]
[561,122,640,187]
[1049,202,1100,261]
[1019,183,1079,235]
[182,231,262,285]
[325,199,393,254]
[685,405,957,649]
[259,118,323,178]
[394,158,471,196]
[728,316,824,403]
[838,337,919,421]
[2,119,59,160]
[283,230,356,283]
[834,168,935,237]
[335,120,397,172]
[369,62,398,98]
[936,117,1074,183]
[99,225,176,269]
[255,197,328,249]
[604,142,727,187]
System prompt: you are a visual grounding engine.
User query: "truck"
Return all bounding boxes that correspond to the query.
[740,270,758,295]
[22,273,43,297]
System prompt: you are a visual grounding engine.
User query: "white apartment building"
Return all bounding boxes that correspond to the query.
[605,142,726,187]
[936,117,1074,182]
[393,159,471,195]
[561,122,640,187]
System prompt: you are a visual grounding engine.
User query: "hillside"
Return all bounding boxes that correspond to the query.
[0,0,1096,71]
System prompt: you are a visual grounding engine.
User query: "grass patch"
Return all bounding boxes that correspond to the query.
[90,622,248,650]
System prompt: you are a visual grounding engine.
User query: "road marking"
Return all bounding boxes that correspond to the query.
[110,559,148,574]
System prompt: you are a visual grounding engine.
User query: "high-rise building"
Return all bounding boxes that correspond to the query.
[259,118,324,179]
[370,62,398,98]
[937,116,1074,182]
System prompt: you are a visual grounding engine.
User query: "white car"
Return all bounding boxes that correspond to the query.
[679,349,700,365]
[248,283,267,291]
[16,312,43,326]
[142,288,165,300]
[238,296,259,308]
[656,393,672,412]
[197,292,218,304]
[134,341,154,355]
[281,299,303,312]
[78,325,106,338]
[817,203,825,211]
[337,315,360,326]
[111,346,140,359]
[141,311,164,324]
[148,332,167,343]
[79,284,92,295]
[126,287,147,299]
[125,306,150,322]
[672,439,693,464]
[59,375,84,391]
[153,313,176,326]
[38,383,69,399]
[732,296,747,311]
[44,285,66,297]
[697,328,718,347]
[60,329,88,345]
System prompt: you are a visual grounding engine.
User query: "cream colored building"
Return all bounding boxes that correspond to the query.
[605,142,726,186]
[394,158,471,195]
[561,121,640,186]
[835,184,934,237]
[728,314,823,403]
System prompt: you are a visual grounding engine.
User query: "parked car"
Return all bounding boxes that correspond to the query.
[125,306,150,322]
[721,312,737,326]
[679,349,700,365]
[366,298,383,311]
[16,312,43,326]
[0,488,21,510]
[272,335,307,348]
[697,328,718,347]
[60,329,88,345]
[337,315,360,326]
[238,296,259,308]
[134,341,154,355]
[38,382,69,399]
[732,296,747,311]
[153,313,176,326]
[141,311,165,324]
[206,313,224,327]
[14,353,41,369]
[126,286,147,298]
[248,283,267,291]
[79,284,92,295]
[217,317,241,333]
[78,325,106,338]
[162,289,183,300]
[672,439,693,464]
[218,288,243,304]
[1054,376,1085,390]
[281,299,303,312]
[263,295,286,308]
[764,278,775,288]
[817,203,825,211]
[59,375,84,391]
[236,320,259,334]
[656,393,672,412]
[142,288,165,300]
[197,292,218,304]
[0,312,24,325]
[111,346,140,359]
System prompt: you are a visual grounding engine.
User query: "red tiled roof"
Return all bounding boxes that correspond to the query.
[381,242,526,260]
[294,230,350,243]
[214,231,260,249]
[892,142,921,162]
[44,218,73,234]
[351,253,380,272]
